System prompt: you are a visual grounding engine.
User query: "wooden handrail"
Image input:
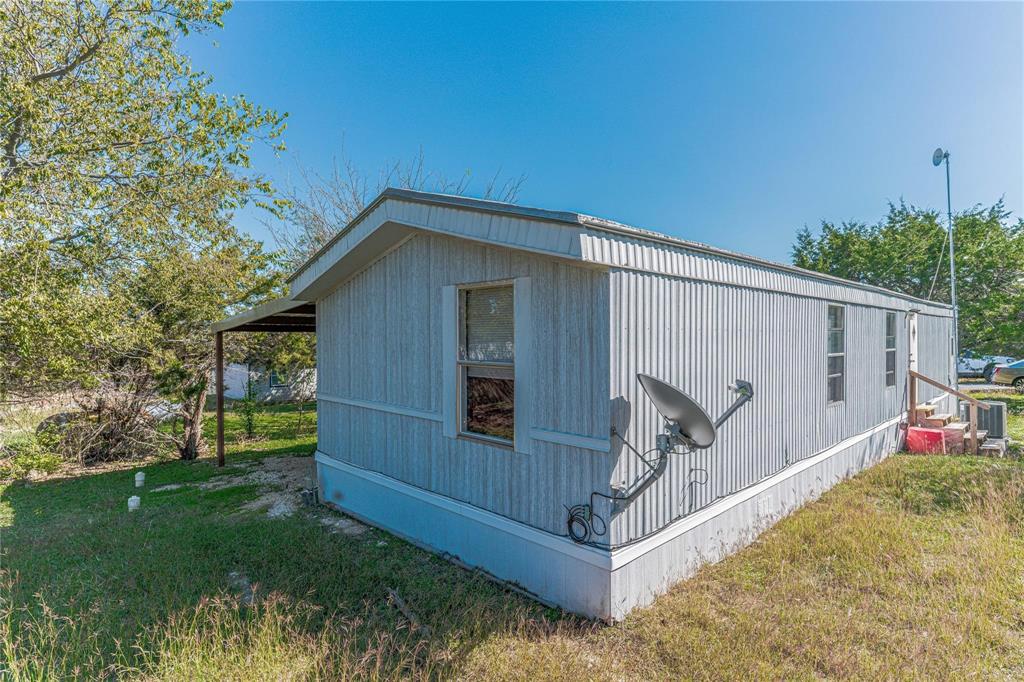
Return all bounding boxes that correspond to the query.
[908,369,990,455]
[909,370,991,409]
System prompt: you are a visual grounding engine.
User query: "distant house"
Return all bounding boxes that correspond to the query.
[213,188,955,621]
[211,362,315,403]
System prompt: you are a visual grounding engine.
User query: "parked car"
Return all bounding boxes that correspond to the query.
[958,350,1017,382]
[992,360,1024,393]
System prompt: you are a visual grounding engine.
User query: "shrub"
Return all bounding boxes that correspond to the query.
[236,374,261,439]
[0,431,63,480]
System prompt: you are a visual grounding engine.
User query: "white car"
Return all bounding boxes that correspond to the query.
[958,350,1017,381]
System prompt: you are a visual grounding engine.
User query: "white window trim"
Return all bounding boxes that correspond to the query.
[827,304,845,404]
[441,278,532,454]
[512,277,532,454]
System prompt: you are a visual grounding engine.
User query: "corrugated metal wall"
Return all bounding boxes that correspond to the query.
[607,269,953,545]
[580,232,951,317]
[317,233,613,535]
[917,312,956,400]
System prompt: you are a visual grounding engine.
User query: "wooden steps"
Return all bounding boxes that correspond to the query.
[920,413,955,428]
[907,372,1008,457]
[980,438,1009,457]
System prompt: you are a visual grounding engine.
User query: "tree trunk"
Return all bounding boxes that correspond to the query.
[178,391,205,460]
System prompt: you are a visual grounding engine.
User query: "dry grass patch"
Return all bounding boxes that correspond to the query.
[461,456,1024,680]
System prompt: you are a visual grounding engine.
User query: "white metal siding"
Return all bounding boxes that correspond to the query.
[917,312,956,401]
[607,269,953,545]
[580,232,951,317]
[317,233,612,535]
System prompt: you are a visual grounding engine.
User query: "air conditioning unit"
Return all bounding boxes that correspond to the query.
[959,401,1010,440]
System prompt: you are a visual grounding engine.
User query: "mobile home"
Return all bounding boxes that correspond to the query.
[210,362,315,402]
[216,188,955,621]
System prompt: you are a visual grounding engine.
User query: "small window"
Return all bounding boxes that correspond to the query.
[827,304,845,403]
[458,285,514,442]
[269,368,290,387]
[884,311,897,387]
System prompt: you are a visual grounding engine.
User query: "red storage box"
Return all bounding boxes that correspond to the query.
[906,426,947,454]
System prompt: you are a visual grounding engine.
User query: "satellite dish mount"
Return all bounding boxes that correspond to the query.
[566,374,754,544]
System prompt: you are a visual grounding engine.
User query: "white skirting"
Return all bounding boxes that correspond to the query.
[315,396,947,621]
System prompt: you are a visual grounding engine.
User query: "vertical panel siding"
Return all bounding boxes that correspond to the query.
[608,270,951,545]
[318,233,612,535]
[580,232,952,318]
[917,313,956,401]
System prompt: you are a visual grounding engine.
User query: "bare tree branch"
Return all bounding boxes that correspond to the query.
[270,145,527,268]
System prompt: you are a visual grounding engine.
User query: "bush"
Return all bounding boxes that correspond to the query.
[43,398,163,465]
[0,431,63,480]
[236,374,261,439]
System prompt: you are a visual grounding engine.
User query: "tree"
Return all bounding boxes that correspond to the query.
[1,1,285,463]
[132,237,278,460]
[246,330,316,435]
[0,0,285,402]
[271,147,526,269]
[792,201,1024,356]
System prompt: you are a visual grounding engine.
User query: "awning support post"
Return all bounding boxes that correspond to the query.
[216,330,225,467]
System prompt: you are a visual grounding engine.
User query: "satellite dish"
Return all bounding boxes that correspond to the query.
[638,374,717,448]
[932,147,946,167]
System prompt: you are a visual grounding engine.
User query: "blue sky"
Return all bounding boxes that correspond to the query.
[184,2,1023,264]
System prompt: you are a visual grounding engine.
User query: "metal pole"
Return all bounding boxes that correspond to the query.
[216,331,225,467]
[944,153,959,386]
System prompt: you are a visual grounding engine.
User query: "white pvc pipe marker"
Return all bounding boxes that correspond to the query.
[135,471,145,488]
[128,496,141,511]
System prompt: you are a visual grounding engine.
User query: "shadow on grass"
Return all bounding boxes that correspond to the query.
[0,440,584,679]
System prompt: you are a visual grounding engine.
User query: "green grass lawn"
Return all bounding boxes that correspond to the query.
[2,402,1024,680]
[213,399,318,460]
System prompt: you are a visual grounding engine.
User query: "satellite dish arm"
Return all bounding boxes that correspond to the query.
[713,379,754,429]
[594,448,669,510]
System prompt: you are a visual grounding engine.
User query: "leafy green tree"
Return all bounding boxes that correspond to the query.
[0,0,285,402]
[236,372,261,440]
[792,201,1024,356]
[131,238,278,459]
[1,1,287,463]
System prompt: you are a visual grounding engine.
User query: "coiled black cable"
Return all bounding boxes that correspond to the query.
[565,503,607,542]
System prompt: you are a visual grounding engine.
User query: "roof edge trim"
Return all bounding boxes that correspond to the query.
[284,188,953,312]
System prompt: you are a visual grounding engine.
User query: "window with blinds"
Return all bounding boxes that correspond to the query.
[458,285,514,442]
[827,304,845,403]
[885,311,897,387]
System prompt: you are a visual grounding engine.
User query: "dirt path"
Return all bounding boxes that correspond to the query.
[153,455,369,533]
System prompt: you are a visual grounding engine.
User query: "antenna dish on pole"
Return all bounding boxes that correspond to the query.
[932,147,946,167]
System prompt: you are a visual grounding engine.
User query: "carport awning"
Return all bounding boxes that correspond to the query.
[211,298,315,333]
[210,297,316,468]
